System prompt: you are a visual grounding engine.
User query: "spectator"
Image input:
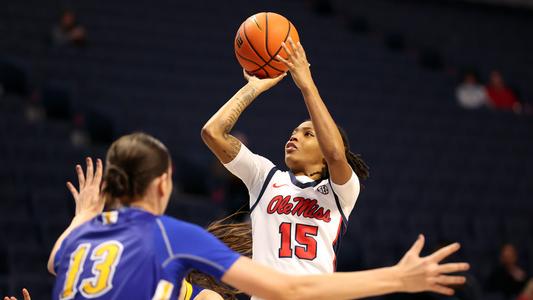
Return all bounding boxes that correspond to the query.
[455,71,488,109]
[518,279,533,300]
[485,70,521,112]
[487,243,527,298]
[50,10,87,47]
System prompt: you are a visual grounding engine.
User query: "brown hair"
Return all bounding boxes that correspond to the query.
[186,213,252,299]
[102,132,171,205]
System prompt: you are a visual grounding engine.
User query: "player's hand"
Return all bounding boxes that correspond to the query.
[276,37,313,91]
[3,288,31,300]
[395,235,470,296]
[243,69,286,94]
[67,157,105,219]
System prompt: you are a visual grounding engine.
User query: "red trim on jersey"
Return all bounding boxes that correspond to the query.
[331,218,343,271]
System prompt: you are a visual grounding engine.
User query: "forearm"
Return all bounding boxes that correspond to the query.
[47,214,94,274]
[201,83,260,163]
[300,83,345,161]
[289,267,404,300]
[224,257,405,300]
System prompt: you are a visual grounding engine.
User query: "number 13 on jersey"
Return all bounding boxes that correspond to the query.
[278,222,318,260]
[61,240,124,300]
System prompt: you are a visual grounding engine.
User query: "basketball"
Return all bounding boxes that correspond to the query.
[234,12,300,78]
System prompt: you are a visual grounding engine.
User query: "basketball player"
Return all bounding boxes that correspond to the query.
[202,36,368,280]
[47,133,469,299]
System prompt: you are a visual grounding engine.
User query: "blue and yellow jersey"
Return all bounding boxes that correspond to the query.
[52,207,240,300]
[178,280,204,300]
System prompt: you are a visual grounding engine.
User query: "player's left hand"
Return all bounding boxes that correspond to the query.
[3,288,31,300]
[395,235,470,296]
[67,157,105,219]
[276,37,313,91]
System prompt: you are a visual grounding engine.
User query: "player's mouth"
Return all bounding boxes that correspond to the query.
[285,142,298,153]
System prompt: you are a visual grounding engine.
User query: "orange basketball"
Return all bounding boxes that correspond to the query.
[234,12,300,78]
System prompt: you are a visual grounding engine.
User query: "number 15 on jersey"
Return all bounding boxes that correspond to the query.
[278,222,318,260]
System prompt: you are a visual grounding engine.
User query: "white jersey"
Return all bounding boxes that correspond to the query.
[224,145,360,279]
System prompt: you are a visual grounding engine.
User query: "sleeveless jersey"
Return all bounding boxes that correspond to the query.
[224,145,360,278]
[250,168,348,275]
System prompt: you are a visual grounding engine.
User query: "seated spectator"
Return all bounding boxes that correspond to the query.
[487,243,527,298]
[485,70,521,112]
[456,71,488,109]
[50,10,87,47]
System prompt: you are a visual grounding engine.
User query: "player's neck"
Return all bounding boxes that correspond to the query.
[292,169,322,181]
[130,198,161,215]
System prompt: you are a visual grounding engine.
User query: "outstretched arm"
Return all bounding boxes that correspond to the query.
[47,158,105,275]
[278,38,352,185]
[201,71,286,163]
[223,235,469,300]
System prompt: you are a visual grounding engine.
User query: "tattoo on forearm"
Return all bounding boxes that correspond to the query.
[221,85,257,159]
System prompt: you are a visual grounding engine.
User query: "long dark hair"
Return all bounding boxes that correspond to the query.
[102,132,171,206]
[186,213,252,299]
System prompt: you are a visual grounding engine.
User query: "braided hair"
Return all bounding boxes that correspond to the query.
[318,125,369,182]
[186,213,251,299]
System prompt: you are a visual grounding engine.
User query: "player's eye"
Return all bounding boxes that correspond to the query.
[305,131,314,137]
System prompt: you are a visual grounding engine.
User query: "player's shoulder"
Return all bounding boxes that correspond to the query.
[157,215,206,238]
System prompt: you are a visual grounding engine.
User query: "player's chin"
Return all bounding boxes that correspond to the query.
[284,153,299,169]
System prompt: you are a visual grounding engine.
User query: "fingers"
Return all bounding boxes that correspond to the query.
[437,262,470,274]
[280,41,293,58]
[430,284,455,296]
[428,242,461,263]
[296,41,307,59]
[407,234,425,256]
[76,164,85,189]
[273,73,287,82]
[66,181,79,200]
[286,37,299,59]
[94,159,103,186]
[85,157,94,184]
[22,288,30,300]
[276,55,294,69]
[243,69,254,81]
[432,275,466,286]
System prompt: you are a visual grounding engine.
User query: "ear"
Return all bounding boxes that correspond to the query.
[157,173,168,196]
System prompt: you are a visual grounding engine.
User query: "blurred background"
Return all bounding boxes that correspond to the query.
[0,0,532,299]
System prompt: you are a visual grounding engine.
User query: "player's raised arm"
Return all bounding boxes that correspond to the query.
[223,235,470,300]
[277,38,352,185]
[201,71,286,163]
[47,158,105,275]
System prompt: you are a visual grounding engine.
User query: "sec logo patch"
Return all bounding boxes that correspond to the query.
[317,185,329,195]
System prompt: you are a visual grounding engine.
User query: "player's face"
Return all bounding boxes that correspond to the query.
[284,121,325,173]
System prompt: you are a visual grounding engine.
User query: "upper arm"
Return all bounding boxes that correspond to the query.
[327,158,353,186]
[331,170,360,216]
[162,219,241,280]
[221,257,291,300]
[223,144,275,199]
[201,126,243,164]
